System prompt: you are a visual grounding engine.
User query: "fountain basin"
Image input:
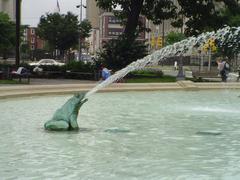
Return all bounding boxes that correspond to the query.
[0,90,240,179]
[0,81,240,99]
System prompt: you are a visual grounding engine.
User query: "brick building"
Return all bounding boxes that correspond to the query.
[23,27,45,51]
[99,12,146,47]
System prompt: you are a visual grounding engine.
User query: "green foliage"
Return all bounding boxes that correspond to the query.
[126,76,176,83]
[0,12,15,58]
[96,0,240,38]
[97,36,148,70]
[66,61,95,72]
[0,79,22,84]
[175,0,240,36]
[38,65,66,72]
[220,7,240,27]
[96,0,176,23]
[128,69,164,78]
[125,69,176,83]
[126,71,176,83]
[165,32,186,46]
[79,19,92,39]
[37,12,79,52]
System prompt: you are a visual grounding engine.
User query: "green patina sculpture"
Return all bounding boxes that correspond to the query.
[44,92,88,131]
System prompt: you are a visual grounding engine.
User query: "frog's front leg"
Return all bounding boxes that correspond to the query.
[69,113,79,130]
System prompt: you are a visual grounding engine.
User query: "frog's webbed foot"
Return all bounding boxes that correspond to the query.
[44,119,70,131]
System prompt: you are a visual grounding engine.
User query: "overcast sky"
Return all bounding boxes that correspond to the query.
[22,0,86,27]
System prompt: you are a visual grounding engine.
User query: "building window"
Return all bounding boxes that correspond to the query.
[31,45,35,50]
[31,29,35,35]
[108,29,123,37]
[31,37,35,43]
[108,16,122,24]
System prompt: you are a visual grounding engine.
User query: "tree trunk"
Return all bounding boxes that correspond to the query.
[123,0,144,42]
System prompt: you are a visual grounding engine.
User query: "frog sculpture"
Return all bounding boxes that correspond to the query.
[44,92,88,131]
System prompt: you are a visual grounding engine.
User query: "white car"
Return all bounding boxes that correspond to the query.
[29,59,65,66]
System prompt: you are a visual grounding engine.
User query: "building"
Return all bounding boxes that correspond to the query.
[86,0,101,54]
[86,1,146,54]
[86,0,101,29]
[99,12,146,47]
[86,0,185,54]
[23,27,45,51]
[147,0,185,52]
[0,0,16,21]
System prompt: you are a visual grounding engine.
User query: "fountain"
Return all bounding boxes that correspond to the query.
[1,27,240,179]
[1,90,240,179]
[45,26,240,131]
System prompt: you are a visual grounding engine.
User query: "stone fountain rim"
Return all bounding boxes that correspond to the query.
[0,81,240,99]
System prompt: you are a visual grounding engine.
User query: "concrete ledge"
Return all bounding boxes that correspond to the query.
[0,82,239,99]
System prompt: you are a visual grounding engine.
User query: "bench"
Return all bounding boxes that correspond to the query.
[11,67,31,83]
[192,71,220,80]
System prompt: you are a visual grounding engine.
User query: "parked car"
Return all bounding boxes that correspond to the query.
[29,59,65,66]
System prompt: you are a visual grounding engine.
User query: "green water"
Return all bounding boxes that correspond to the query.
[0,90,240,179]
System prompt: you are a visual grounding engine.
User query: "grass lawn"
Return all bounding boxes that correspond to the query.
[0,79,22,84]
[125,75,176,83]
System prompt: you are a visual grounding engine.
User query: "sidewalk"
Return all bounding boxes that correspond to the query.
[0,78,96,86]
[28,78,96,85]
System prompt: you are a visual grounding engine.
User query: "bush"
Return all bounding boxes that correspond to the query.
[97,36,148,71]
[65,61,95,72]
[127,69,164,78]
[38,65,66,72]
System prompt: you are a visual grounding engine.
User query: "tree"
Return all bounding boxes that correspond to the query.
[79,19,92,40]
[96,0,240,38]
[0,12,15,59]
[37,13,92,59]
[175,0,240,36]
[95,0,240,70]
[96,0,176,42]
[37,12,79,58]
[95,0,176,70]
[165,32,185,46]
[98,36,148,70]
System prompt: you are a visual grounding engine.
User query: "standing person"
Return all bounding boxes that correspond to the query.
[217,58,228,82]
[101,65,111,81]
[174,61,178,71]
[237,65,240,82]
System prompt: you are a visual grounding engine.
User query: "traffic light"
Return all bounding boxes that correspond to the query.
[157,36,162,48]
[202,38,217,52]
[151,35,156,48]
[86,41,90,49]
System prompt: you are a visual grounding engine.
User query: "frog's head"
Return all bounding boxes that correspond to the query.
[72,92,88,111]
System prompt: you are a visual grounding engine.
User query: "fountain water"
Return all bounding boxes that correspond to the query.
[44,26,240,130]
[86,26,240,97]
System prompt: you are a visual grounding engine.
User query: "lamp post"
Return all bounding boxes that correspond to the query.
[177,55,185,81]
[16,0,21,66]
[76,0,86,61]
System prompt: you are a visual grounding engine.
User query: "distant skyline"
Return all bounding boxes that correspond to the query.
[22,0,86,27]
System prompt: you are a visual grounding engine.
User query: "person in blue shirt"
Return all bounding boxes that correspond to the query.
[101,66,111,80]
